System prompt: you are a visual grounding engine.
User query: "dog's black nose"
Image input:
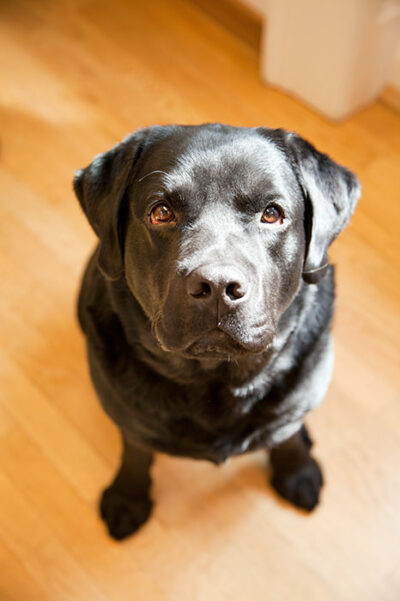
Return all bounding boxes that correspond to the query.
[187,265,249,305]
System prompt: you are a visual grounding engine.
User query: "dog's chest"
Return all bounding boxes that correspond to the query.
[134,375,281,463]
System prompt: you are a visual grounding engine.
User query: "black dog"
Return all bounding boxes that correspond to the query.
[74,124,360,540]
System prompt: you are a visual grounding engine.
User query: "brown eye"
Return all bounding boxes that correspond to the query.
[261,205,284,224]
[150,203,175,225]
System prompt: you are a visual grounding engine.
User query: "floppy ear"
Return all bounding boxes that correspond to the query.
[263,128,361,284]
[73,130,147,280]
[287,132,361,284]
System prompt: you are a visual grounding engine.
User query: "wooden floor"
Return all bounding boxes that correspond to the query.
[1,1,400,599]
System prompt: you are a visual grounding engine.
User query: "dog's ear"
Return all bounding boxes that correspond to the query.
[289,133,360,283]
[73,129,147,280]
[264,129,361,284]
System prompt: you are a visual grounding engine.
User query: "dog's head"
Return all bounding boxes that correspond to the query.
[74,124,360,359]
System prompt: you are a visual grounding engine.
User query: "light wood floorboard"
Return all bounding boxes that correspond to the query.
[0,1,399,599]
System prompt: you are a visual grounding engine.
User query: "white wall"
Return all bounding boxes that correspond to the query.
[239,0,400,117]
[240,0,268,16]
[390,45,400,89]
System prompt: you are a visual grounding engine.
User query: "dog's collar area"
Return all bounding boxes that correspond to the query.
[302,262,329,284]
[302,262,329,276]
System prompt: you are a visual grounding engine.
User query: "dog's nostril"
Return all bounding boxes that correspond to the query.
[187,267,249,303]
[190,282,212,299]
[226,282,245,300]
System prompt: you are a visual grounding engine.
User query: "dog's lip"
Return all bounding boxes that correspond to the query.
[182,328,273,358]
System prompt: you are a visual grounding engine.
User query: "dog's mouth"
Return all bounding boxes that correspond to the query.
[182,328,273,359]
[153,308,276,360]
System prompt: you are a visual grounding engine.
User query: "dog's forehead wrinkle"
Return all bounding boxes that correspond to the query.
[137,169,171,184]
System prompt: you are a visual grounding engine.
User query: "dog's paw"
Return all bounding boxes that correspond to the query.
[100,486,153,540]
[271,457,323,512]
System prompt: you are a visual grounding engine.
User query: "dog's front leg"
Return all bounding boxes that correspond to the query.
[100,432,154,540]
[269,425,323,512]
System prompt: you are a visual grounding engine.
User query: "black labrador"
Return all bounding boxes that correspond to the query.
[74,124,360,540]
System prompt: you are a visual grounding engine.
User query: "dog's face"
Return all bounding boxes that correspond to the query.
[124,129,305,358]
[74,124,360,360]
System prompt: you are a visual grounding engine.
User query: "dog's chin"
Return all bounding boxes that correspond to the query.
[161,329,273,360]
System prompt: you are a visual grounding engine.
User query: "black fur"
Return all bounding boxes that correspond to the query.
[74,124,360,539]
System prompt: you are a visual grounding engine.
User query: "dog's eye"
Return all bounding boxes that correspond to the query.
[261,205,284,225]
[150,203,175,225]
